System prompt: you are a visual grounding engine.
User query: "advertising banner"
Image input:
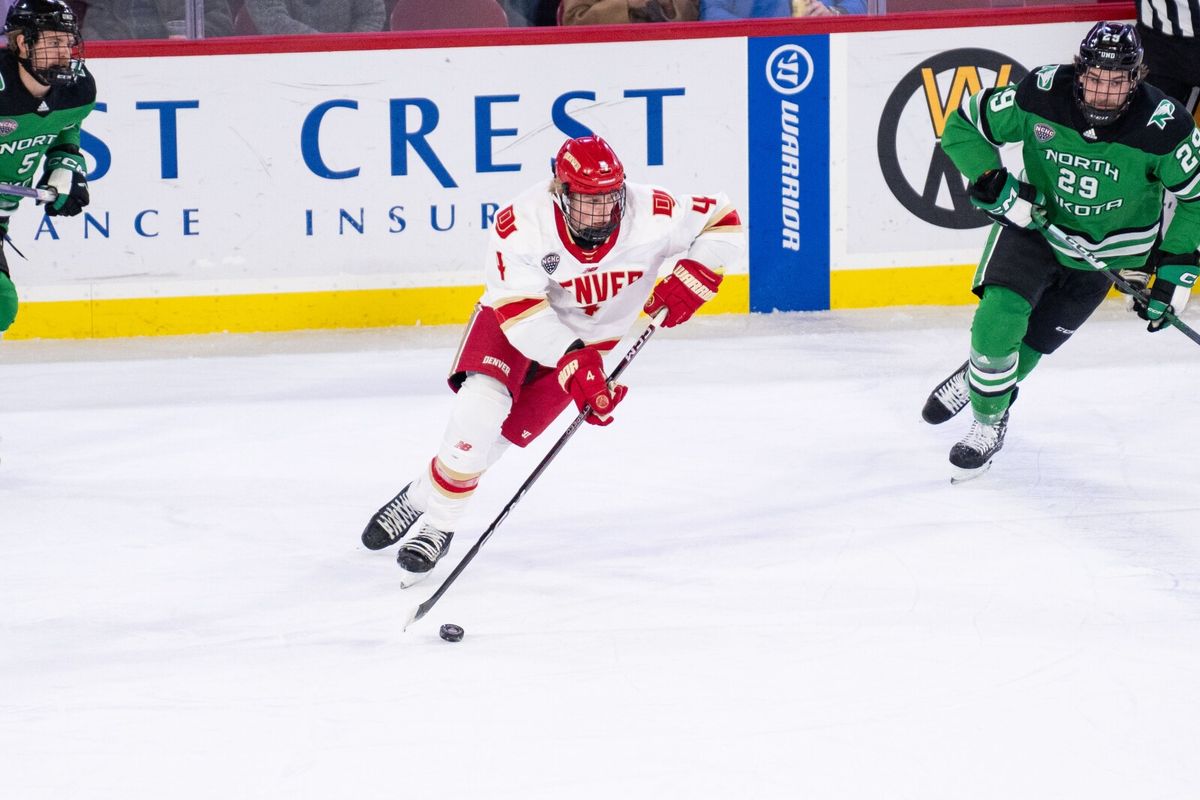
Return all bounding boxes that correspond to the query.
[747,35,830,313]
[830,20,1122,306]
[9,38,748,335]
[6,11,1122,337]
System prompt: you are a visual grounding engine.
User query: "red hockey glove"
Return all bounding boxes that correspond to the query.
[643,258,723,328]
[556,346,627,426]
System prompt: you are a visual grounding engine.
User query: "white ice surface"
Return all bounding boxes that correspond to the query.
[2,305,1199,800]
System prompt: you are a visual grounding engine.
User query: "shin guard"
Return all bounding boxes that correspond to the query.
[422,373,512,531]
[969,286,1030,423]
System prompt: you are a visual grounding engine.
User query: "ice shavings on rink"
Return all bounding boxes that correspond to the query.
[2,305,1199,799]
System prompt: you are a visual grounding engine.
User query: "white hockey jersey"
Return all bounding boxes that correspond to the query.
[481,179,744,365]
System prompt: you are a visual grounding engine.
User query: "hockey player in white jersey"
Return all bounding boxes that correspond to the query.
[360,134,744,584]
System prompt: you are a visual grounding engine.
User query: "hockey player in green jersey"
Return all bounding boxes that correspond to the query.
[921,21,1200,482]
[0,0,94,335]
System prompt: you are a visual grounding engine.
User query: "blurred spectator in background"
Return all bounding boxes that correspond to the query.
[561,0,698,25]
[84,0,233,39]
[243,0,385,33]
[503,0,558,25]
[1136,0,1200,116]
[701,0,864,17]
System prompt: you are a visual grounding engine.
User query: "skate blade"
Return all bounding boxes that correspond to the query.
[950,460,993,484]
[398,568,434,589]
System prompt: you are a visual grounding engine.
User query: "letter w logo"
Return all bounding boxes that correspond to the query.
[921,64,1014,138]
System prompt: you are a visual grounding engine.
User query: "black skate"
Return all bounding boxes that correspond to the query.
[949,411,1009,484]
[922,361,969,424]
[361,483,423,550]
[923,361,1017,424]
[396,523,454,587]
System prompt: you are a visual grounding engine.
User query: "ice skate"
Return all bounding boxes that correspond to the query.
[361,483,423,550]
[949,412,1009,484]
[922,361,969,424]
[396,523,454,587]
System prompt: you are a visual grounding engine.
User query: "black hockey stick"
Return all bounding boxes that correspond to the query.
[403,311,667,630]
[1040,220,1200,346]
[0,182,58,204]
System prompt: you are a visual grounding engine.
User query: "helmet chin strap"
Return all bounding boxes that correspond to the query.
[571,229,610,249]
[18,56,52,86]
[20,54,78,87]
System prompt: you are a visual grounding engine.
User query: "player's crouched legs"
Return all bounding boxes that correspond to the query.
[394,374,513,583]
[0,270,17,333]
[361,373,512,560]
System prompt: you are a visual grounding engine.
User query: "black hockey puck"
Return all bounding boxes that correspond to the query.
[439,623,464,642]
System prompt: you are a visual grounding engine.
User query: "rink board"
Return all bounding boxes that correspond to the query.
[6,7,1126,338]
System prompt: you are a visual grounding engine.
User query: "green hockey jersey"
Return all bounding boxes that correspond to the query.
[942,63,1200,270]
[0,49,96,216]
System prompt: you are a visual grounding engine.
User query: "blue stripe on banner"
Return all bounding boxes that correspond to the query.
[747,35,830,312]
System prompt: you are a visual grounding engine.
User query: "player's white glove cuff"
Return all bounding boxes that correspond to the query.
[46,167,74,198]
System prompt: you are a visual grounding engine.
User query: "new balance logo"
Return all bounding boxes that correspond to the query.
[454,441,473,452]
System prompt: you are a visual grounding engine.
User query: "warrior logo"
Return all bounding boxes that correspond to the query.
[0,120,17,137]
[1034,123,1056,143]
[765,44,814,96]
[878,49,1028,229]
[541,253,560,274]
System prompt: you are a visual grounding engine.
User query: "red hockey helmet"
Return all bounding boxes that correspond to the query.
[553,135,627,246]
[555,135,625,193]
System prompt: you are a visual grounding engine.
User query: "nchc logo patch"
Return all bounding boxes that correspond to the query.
[877,49,1028,230]
[1034,122,1056,143]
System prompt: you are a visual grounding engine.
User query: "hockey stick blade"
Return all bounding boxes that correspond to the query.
[0,182,58,204]
[403,311,667,630]
[1040,220,1200,346]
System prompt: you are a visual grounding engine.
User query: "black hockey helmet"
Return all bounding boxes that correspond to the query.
[1073,21,1147,126]
[4,0,84,87]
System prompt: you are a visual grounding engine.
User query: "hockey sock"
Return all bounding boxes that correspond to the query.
[422,373,512,531]
[0,272,16,332]
[1016,341,1043,381]
[968,286,1030,423]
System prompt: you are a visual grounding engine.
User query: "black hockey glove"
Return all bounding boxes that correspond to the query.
[1134,249,1199,332]
[37,148,90,217]
[968,168,1045,229]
